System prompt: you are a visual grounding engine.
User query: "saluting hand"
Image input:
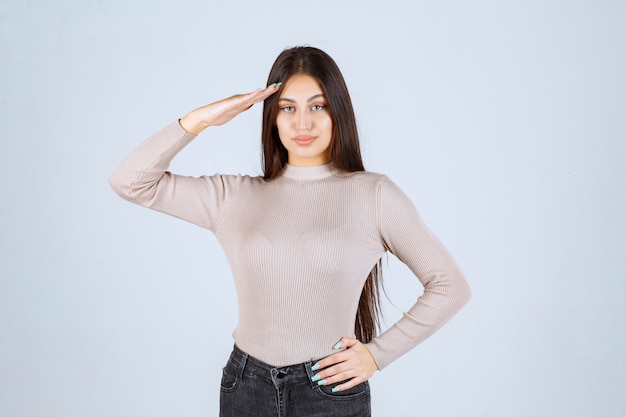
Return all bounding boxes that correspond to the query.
[310,337,379,392]
[179,83,281,135]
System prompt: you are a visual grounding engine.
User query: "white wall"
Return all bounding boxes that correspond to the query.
[1,1,624,416]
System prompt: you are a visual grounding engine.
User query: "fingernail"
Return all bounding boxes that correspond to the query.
[254,88,262,91]
[332,387,340,393]
[333,341,343,350]
[311,374,321,382]
[317,379,327,386]
[311,364,320,371]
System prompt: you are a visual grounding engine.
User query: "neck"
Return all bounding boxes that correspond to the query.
[281,163,333,180]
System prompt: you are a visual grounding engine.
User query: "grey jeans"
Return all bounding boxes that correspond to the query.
[219,345,371,417]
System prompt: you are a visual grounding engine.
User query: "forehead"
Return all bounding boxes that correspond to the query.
[279,74,323,99]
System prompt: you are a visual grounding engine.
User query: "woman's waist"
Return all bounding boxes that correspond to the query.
[232,322,352,367]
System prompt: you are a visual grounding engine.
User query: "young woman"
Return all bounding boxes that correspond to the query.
[110,46,470,417]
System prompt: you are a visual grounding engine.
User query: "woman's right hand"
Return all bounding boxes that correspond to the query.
[179,83,281,135]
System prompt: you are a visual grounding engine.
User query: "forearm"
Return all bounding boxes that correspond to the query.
[366,273,470,369]
[109,121,196,205]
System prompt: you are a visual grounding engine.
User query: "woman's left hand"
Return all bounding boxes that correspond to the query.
[310,337,379,392]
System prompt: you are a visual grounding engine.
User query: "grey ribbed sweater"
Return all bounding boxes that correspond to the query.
[109,121,470,369]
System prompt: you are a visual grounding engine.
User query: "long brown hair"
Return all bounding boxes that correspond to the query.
[261,46,383,343]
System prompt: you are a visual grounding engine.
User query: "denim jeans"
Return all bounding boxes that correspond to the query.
[220,345,371,417]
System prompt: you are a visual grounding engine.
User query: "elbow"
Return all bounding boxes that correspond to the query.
[437,270,472,312]
[454,272,472,309]
[109,169,125,196]
[108,168,136,202]
[109,170,121,194]
[451,265,471,298]
[438,274,471,322]
[108,166,162,207]
[460,278,471,306]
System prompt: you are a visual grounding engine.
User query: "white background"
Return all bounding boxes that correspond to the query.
[1,0,625,416]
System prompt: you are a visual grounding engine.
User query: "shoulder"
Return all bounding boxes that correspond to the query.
[342,170,417,210]
[338,170,409,198]
[334,169,388,186]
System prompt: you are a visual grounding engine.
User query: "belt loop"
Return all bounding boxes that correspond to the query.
[237,350,248,380]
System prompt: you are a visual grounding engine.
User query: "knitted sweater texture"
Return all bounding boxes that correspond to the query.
[109,121,470,369]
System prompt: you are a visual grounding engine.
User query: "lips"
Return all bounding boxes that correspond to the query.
[293,136,316,146]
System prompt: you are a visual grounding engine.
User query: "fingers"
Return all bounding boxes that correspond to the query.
[229,82,281,112]
[310,337,378,392]
[334,336,358,349]
[255,82,283,97]
[312,337,355,370]
[244,82,281,106]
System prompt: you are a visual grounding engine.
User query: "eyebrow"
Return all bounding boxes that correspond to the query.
[278,94,326,103]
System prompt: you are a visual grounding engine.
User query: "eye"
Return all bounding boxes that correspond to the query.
[281,106,295,113]
[311,104,326,111]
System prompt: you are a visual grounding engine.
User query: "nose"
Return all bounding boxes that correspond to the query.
[297,111,312,131]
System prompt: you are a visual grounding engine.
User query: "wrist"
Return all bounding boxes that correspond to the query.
[179,110,210,135]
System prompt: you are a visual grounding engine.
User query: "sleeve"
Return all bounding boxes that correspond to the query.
[365,177,471,370]
[109,121,242,231]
